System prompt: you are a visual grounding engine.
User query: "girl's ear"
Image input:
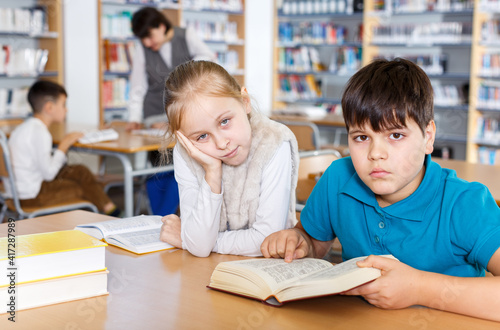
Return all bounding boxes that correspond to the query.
[240,86,251,114]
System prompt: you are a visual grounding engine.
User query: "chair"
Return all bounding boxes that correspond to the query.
[296,149,342,261]
[278,120,320,151]
[0,130,98,221]
[296,149,341,205]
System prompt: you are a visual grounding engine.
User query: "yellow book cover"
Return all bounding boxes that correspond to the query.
[0,230,107,286]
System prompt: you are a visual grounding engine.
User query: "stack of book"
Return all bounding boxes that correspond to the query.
[0,230,108,313]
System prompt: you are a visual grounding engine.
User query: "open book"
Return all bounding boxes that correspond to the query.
[208,255,396,306]
[78,128,119,144]
[74,215,175,254]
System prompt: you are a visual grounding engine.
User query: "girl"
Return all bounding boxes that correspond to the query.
[159,61,299,257]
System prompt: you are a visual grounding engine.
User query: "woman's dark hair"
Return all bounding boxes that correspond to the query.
[131,7,172,38]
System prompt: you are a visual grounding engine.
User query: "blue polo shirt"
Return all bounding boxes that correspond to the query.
[301,155,500,277]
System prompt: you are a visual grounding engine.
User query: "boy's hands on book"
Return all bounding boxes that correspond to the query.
[341,255,423,310]
[160,214,183,249]
[261,227,312,262]
[58,131,84,153]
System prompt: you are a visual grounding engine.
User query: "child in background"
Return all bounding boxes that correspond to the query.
[6,80,120,217]
[261,58,500,321]
[159,60,299,257]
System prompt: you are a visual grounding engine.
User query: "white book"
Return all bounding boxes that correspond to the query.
[75,215,176,254]
[78,128,119,144]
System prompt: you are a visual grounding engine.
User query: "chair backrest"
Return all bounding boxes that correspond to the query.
[0,130,98,220]
[0,129,24,212]
[278,120,320,151]
[296,149,341,204]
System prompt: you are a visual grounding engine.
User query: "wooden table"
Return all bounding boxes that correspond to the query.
[1,211,499,329]
[433,158,500,205]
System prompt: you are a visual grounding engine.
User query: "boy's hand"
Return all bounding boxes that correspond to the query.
[160,214,183,249]
[342,255,423,309]
[261,228,310,263]
[58,131,84,153]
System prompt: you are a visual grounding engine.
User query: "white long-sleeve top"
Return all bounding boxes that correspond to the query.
[128,27,216,123]
[174,141,293,257]
[6,117,66,199]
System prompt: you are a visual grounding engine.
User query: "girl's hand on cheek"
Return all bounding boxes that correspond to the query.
[176,131,221,172]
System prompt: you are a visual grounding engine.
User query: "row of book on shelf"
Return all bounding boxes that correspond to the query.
[481,20,500,44]
[103,78,129,108]
[0,215,175,314]
[0,87,30,118]
[371,22,472,45]
[101,11,133,39]
[0,6,49,35]
[478,147,500,165]
[375,54,448,75]
[279,0,364,15]
[277,21,356,45]
[278,46,361,75]
[278,74,322,101]
[186,19,240,43]
[374,0,474,13]
[476,116,500,145]
[0,46,49,76]
[103,40,136,73]
[102,14,241,42]
[477,83,500,109]
[163,0,243,11]
[480,53,500,77]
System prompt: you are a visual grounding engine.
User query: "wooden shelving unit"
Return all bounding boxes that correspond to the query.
[0,0,64,120]
[98,0,246,125]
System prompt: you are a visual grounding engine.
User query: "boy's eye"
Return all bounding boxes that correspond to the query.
[353,135,368,142]
[390,133,404,140]
[221,118,229,126]
[197,133,208,141]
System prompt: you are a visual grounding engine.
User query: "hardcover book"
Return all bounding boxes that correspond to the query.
[0,230,106,286]
[75,215,175,254]
[208,255,396,306]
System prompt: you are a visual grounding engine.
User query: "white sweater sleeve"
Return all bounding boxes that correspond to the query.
[213,142,292,256]
[175,142,293,257]
[175,146,223,257]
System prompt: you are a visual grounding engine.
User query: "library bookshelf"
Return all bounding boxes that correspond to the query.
[0,0,63,121]
[98,0,246,125]
[272,0,500,164]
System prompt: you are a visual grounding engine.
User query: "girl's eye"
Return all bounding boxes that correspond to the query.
[390,133,404,140]
[221,118,229,126]
[197,133,208,141]
[353,135,368,142]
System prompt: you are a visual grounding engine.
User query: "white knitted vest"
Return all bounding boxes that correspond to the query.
[177,112,299,231]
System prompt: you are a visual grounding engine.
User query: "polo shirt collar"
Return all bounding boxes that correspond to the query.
[339,155,440,221]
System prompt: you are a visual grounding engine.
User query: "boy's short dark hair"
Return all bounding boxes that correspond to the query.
[341,57,434,135]
[27,80,67,114]
[131,7,172,39]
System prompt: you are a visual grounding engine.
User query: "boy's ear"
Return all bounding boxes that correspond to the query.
[240,86,251,114]
[424,120,436,155]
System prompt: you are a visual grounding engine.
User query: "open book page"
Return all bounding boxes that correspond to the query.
[225,258,333,290]
[106,227,174,252]
[75,215,163,240]
[78,128,119,144]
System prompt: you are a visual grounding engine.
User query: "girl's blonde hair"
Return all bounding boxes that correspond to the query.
[160,60,247,159]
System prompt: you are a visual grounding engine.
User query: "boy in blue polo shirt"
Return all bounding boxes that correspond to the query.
[261,58,500,321]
